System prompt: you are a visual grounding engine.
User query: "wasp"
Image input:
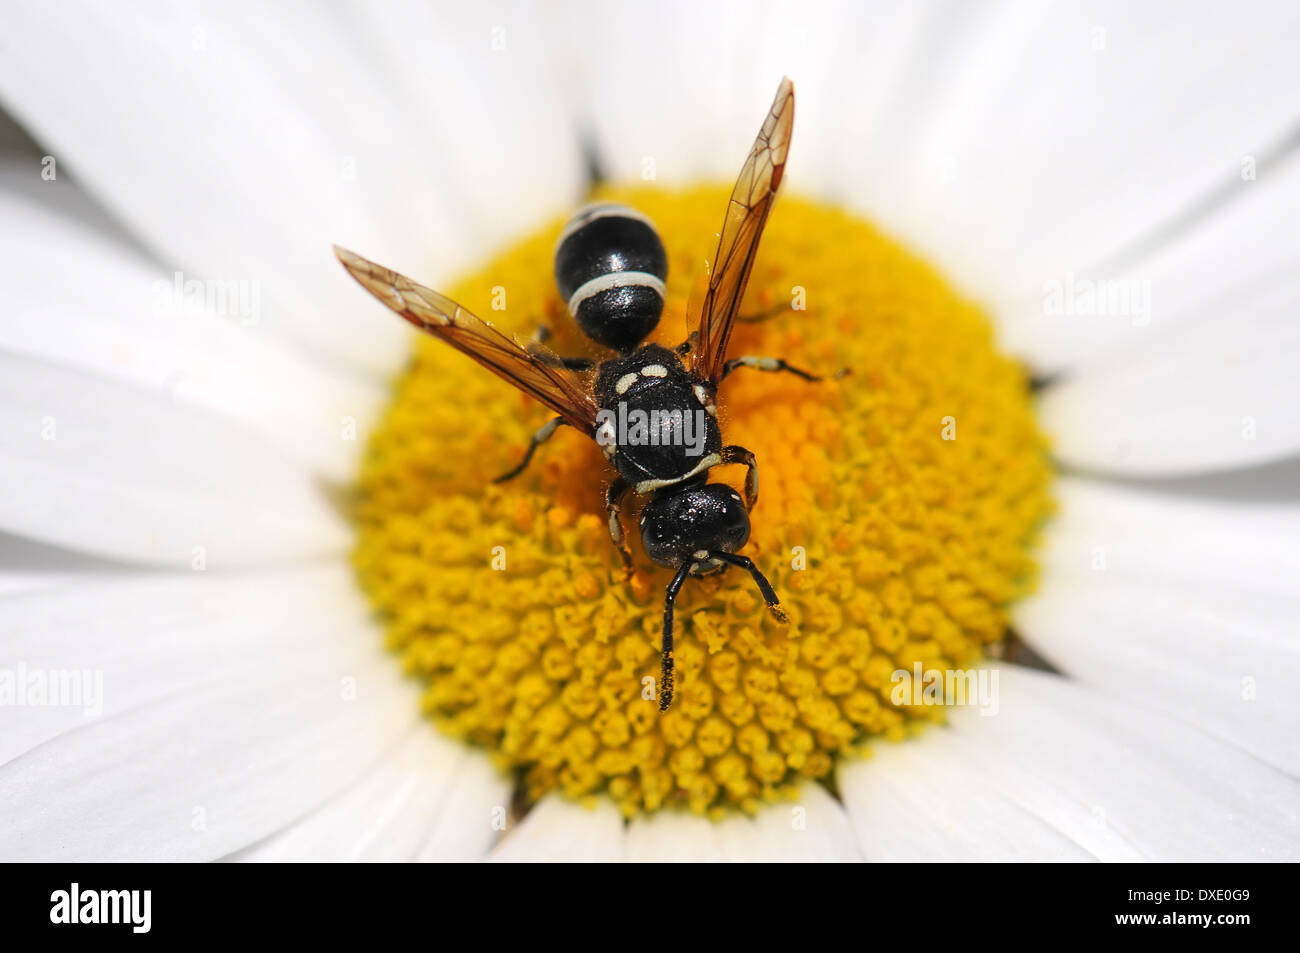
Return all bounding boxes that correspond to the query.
[336,78,825,709]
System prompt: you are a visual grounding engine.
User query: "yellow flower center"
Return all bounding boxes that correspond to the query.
[353,185,1052,818]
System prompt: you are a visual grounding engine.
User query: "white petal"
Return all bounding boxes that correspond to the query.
[341,0,586,245]
[0,534,125,598]
[571,1,1300,368]
[563,0,986,207]
[232,726,506,862]
[0,566,420,861]
[0,566,387,761]
[494,782,861,864]
[840,666,1300,861]
[0,0,583,374]
[624,784,864,863]
[1015,477,1300,774]
[558,0,782,185]
[624,810,725,863]
[840,730,1103,861]
[1036,284,1300,475]
[834,0,1300,348]
[411,751,514,862]
[0,351,346,564]
[1001,153,1300,374]
[488,796,626,862]
[0,167,383,482]
[714,783,863,862]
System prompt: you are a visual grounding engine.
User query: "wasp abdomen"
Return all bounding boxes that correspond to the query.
[554,203,668,353]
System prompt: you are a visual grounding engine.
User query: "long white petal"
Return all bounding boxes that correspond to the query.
[0,0,583,374]
[411,751,515,862]
[1036,284,1300,475]
[338,0,586,246]
[624,810,725,863]
[624,781,863,862]
[1015,477,1300,774]
[831,0,1300,352]
[841,730,1105,861]
[1001,157,1300,373]
[0,567,420,861]
[839,666,1300,861]
[0,566,401,763]
[0,534,124,598]
[566,2,1300,354]
[232,726,507,862]
[0,167,383,482]
[0,351,347,564]
[488,796,626,862]
[714,782,863,862]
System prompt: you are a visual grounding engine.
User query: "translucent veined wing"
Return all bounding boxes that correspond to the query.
[335,246,599,433]
[689,77,795,385]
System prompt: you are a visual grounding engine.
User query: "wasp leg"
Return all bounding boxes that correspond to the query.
[605,476,635,578]
[735,303,792,324]
[719,444,759,512]
[528,325,596,371]
[721,355,825,382]
[493,416,566,483]
[659,562,691,711]
[709,551,790,624]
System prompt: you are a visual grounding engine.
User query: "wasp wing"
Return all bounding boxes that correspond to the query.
[335,246,599,433]
[689,76,795,386]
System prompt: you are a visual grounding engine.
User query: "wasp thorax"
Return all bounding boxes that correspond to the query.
[639,483,751,570]
[554,203,668,352]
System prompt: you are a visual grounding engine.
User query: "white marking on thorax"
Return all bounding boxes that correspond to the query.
[692,383,717,417]
[632,453,721,495]
[614,372,639,395]
[641,364,668,378]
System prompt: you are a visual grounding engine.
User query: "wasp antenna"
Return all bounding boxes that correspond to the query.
[578,123,607,197]
[659,563,692,711]
[710,551,790,624]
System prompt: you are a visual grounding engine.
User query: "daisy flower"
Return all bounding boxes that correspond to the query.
[1,0,1298,863]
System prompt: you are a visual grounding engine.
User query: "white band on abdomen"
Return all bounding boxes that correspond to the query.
[567,271,667,315]
[557,204,658,248]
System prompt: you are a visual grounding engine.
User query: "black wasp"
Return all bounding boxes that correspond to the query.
[336,77,824,710]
